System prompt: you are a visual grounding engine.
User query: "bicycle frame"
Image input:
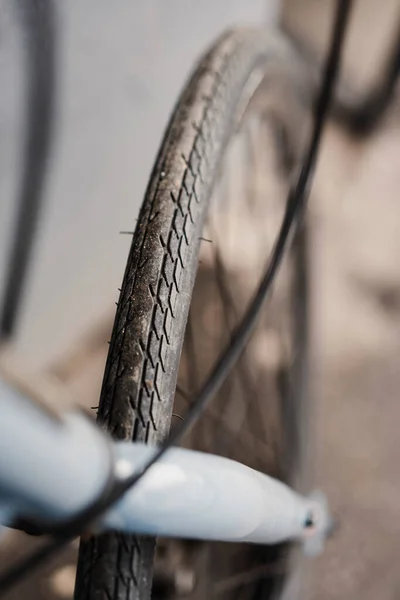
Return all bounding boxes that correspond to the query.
[0,378,329,556]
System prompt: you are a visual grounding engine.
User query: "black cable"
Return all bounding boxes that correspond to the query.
[0,0,353,594]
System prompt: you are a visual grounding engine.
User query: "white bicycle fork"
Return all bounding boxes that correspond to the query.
[0,380,330,555]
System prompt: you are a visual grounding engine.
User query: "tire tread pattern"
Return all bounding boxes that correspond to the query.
[74,28,294,600]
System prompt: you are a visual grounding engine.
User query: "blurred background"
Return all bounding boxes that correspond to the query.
[0,0,400,598]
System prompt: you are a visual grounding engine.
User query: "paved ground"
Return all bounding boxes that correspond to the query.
[309,104,400,600]
[282,3,400,597]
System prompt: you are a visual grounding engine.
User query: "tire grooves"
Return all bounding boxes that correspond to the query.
[74,28,296,600]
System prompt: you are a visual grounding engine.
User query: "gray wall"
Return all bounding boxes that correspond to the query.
[0,0,279,369]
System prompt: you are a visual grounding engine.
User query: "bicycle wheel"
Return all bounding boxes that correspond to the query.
[75,28,311,600]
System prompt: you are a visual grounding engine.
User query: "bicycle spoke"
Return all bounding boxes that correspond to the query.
[213,561,285,595]
[176,385,276,466]
[210,233,278,467]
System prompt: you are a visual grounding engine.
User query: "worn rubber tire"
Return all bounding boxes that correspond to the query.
[74,27,310,600]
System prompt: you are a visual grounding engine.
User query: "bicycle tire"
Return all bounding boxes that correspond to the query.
[75,27,310,600]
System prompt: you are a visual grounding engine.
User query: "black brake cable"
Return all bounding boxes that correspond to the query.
[0,0,353,594]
